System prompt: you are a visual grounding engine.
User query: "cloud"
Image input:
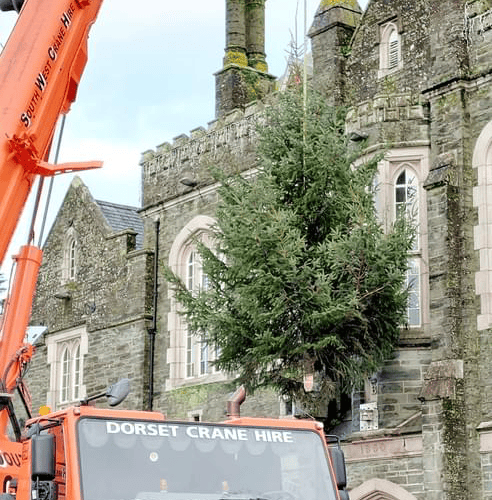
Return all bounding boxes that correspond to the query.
[57,138,141,206]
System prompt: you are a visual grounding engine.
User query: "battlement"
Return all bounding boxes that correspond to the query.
[464,6,492,76]
[346,93,428,129]
[140,102,264,209]
[346,93,430,147]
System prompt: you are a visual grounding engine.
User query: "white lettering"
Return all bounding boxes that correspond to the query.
[223,428,237,440]
[159,425,172,437]
[134,423,147,435]
[198,427,211,439]
[283,432,294,443]
[255,430,270,442]
[211,427,225,440]
[254,430,293,443]
[107,422,120,434]
[271,431,283,443]
[187,426,199,438]
[147,424,158,436]
[120,423,134,435]
[107,422,180,437]
[104,421,292,443]
[237,429,248,441]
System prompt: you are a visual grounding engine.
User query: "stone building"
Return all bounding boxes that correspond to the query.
[26,0,492,498]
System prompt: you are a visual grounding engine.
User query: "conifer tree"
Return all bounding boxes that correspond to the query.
[165,89,413,403]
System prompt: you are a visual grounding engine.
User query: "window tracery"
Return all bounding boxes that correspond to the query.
[372,150,429,330]
[166,216,226,390]
[46,326,87,409]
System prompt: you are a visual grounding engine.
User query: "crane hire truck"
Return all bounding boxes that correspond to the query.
[0,1,350,500]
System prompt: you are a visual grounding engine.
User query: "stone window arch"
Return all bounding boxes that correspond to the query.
[59,339,82,404]
[393,165,422,327]
[372,148,430,330]
[46,326,87,409]
[379,21,402,78]
[349,478,418,500]
[62,227,78,282]
[473,120,492,330]
[166,215,226,390]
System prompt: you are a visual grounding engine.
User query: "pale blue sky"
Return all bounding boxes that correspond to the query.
[0,0,368,284]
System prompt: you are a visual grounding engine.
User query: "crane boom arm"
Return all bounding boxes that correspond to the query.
[0,0,104,266]
[0,0,104,437]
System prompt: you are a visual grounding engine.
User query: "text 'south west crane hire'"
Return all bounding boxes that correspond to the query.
[21,3,76,128]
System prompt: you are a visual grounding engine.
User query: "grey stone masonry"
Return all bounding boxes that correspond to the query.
[140,104,262,210]
[308,1,362,105]
[28,177,153,411]
[26,1,492,499]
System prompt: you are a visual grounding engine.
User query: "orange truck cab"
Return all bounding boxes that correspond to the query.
[13,404,349,500]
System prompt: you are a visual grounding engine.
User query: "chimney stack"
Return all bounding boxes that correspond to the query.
[215,0,274,118]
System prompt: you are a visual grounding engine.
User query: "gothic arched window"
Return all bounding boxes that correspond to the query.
[379,21,402,77]
[371,151,429,332]
[46,326,88,410]
[395,168,419,250]
[185,249,209,378]
[62,228,78,282]
[68,239,77,280]
[473,119,492,330]
[394,167,421,327]
[59,339,83,404]
[60,346,70,403]
[167,216,226,390]
[388,29,400,70]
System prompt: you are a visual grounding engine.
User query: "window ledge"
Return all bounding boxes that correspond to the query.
[166,372,229,391]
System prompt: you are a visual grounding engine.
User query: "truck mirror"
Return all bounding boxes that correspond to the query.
[106,378,131,407]
[80,378,131,407]
[328,447,347,489]
[31,434,55,480]
[0,0,24,12]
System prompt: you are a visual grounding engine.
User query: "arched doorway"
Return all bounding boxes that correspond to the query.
[349,478,419,500]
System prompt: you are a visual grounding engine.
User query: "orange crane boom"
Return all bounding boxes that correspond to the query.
[0,0,103,266]
[0,0,104,437]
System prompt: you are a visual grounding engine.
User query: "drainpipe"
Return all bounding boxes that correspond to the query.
[227,385,246,418]
[148,219,160,411]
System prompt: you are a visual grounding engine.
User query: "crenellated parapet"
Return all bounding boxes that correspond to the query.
[464,6,492,77]
[346,92,430,148]
[140,104,263,209]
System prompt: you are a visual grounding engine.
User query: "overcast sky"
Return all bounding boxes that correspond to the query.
[0,0,368,285]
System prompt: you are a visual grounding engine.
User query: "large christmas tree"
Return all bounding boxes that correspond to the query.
[165,89,413,403]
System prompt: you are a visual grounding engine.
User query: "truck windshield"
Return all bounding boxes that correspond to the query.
[77,418,337,500]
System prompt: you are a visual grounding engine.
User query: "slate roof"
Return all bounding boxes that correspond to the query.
[96,200,144,249]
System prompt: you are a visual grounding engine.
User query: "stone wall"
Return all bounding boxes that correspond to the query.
[160,382,282,422]
[345,0,431,104]
[29,178,153,411]
[140,104,261,209]
[345,436,424,498]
